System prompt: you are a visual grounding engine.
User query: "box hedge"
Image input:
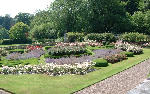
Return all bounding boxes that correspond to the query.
[93,58,108,67]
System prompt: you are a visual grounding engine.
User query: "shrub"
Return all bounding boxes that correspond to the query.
[115,42,143,55]
[93,58,108,67]
[1,39,12,45]
[31,24,58,40]
[9,22,30,43]
[55,42,102,47]
[86,33,116,44]
[67,32,85,42]
[26,45,43,52]
[45,46,54,50]
[0,62,95,76]
[105,53,127,64]
[121,32,148,43]
[47,46,89,58]
[105,45,115,48]
[0,48,8,56]
[6,49,45,60]
[86,33,103,42]
[121,52,134,57]
[131,11,150,35]
[0,28,9,39]
[45,49,121,65]
[9,49,24,54]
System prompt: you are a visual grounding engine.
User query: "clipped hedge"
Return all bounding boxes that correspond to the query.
[67,32,85,42]
[9,49,24,54]
[45,46,54,50]
[93,58,108,67]
[121,32,149,43]
[121,51,134,57]
[86,33,116,44]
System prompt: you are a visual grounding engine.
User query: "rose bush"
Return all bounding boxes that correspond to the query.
[115,42,143,55]
[0,62,95,76]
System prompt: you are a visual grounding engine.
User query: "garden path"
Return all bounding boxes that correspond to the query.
[75,59,150,94]
[0,90,11,94]
[127,78,150,94]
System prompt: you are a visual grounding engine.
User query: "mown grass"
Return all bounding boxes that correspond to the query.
[0,44,30,47]
[0,49,150,94]
[0,58,40,67]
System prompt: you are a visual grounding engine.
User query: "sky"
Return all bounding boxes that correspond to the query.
[0,0,54,17]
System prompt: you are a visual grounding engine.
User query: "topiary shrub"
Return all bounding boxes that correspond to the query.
[93,58,108,67]
[121,51,134,57]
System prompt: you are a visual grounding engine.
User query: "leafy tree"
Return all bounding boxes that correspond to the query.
[88,0,132,33]
[30,23,57,40]
[49,0,90,36]
[139,0,150,11]
[9,22,29,43]
[125,0,140,15]
[0,14,14,30]
[0,28,9,39]
[30,10,51,29]
[15,12,34,25]
[132,10,150,34]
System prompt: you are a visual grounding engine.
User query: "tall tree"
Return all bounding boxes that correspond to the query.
[0,28,9,39]
[15,13,34,25]
[126,0,140,15]
[49,0,90,36]
[88,0,131,33]
[9,22,29,43]
[139,0,150,11]
[0,14,14,30]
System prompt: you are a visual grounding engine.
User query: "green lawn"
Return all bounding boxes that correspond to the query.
[0,49,150,94]
[0,58,40,67]
[0,44,30,47]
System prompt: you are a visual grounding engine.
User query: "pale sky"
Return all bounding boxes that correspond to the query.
[0,0,54,17]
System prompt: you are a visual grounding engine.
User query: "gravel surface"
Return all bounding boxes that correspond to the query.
[127,78,150,94]
[75,59,150,94]
[0,90,11,94]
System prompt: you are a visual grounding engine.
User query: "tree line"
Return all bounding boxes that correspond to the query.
[0,0,150,43]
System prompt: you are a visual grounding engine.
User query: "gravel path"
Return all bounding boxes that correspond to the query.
[0,90,11,94]
[75,59,150,94]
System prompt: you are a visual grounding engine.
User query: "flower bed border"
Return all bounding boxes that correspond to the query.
[73,57,150,94]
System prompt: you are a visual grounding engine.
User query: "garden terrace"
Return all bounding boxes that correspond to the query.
[46,49,122,65]
[0,48,150,94]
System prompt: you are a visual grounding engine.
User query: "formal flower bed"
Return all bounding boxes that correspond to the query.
[0,62,95,76]
[6,49,45,60]
[55,42,102,47]
[115,42,143,55]
[46,49,122,65]
[0,42,145,76]
[26,45,43,51]
[48,46,87,56]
